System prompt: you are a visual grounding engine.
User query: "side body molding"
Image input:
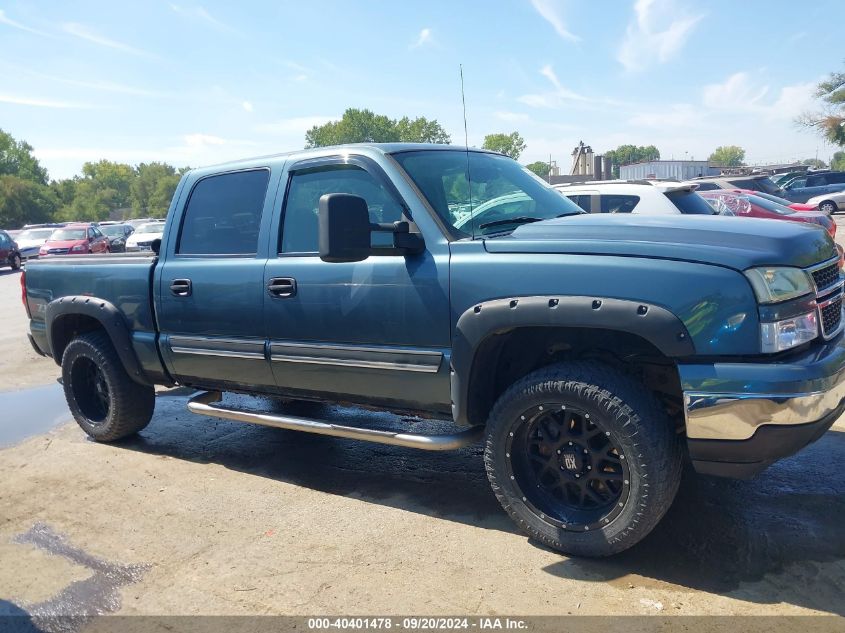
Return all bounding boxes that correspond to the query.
[450,295,696,425]
[45,296,151,386]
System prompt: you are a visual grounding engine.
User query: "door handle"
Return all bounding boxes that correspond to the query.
[268,277,296,298]
[170,279,192,297]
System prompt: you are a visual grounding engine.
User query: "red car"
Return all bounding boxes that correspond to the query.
[699,190,836,238]
[39,223,111,257]
[729,189,818,212]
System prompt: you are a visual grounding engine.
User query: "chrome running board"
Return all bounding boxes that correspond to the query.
[187,391,483,451]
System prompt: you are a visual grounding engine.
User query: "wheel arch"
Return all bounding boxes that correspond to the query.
[451,296,694,426]
[46,296,151,386]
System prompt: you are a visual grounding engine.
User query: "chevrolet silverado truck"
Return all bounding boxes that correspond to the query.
[22,144,845,557]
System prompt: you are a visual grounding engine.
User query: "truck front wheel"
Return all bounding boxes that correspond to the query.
[61,331,155,441]
[484,361,683,557]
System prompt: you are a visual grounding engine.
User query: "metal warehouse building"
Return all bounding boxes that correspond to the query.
[619,160,720,181]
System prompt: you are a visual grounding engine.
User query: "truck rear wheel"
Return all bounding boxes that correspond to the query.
[484,361,682,557]
[61,331,155,441]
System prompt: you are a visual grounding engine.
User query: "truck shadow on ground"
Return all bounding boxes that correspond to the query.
[124,393,845,616]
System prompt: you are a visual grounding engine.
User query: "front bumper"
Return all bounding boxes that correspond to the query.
[681,335,845,478]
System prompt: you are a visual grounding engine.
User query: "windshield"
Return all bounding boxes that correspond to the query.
[49,228,86,241]
[17,229,54,240]
[747,191,792,206]
[392,150,583,237]
[100,225,128,236]
[136,223,165,234]
[665,190,715,215]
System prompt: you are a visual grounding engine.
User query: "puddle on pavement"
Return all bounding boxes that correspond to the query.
[0,384,71,448]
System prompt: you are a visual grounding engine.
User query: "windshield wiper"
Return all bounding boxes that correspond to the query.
[477,216,545,230]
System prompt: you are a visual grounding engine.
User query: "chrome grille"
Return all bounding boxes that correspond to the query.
[821,296,842,337]
[812,263,840,293]
[808,257,844,339]
[47,248,69,255]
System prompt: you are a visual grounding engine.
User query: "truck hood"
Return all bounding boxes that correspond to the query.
[486,214,836,270]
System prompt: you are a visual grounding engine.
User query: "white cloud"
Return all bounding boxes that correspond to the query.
[170,4,235,33]
[242,100,254,112]
[494,111,530,122]
[702,71,816,120]
[183,133,228,147]
[518,64,587,108]
[628,103,700,128]
[62,22,153,57]
[411,27,433,49]
[528,0,579,42]
[617,0,703,72]
[0,93,91,108]
[0,9,50,37]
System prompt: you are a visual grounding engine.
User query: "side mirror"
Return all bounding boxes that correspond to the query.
[318,194,373,263]
[151,238,161,255]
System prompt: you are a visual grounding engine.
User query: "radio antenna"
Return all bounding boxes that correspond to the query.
[460,64,475,239]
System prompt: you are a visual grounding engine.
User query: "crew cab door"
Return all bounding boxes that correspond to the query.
[263,156,451,412]
[155,167,279,388]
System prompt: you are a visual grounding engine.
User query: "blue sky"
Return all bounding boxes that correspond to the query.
[1,0,843,180]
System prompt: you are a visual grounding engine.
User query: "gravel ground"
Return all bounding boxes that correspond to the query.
[0,232,844,620]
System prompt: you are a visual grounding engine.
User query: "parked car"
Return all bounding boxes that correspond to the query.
[780,172,845,203]
[738,190,819,212]
[39,224,111,257]
[687,174,783,196]
[0,230,22,270]
[98,223,134,253]
[554,180,714,216]
[806,191,845,215]
[125,222,165,252]
[14,227,57,259]
[698,190,836,237]
[23,143,845,558]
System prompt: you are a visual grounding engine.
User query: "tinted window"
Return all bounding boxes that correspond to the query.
[806,176,826,187]
[178,170,269,255]
[281,165,403,254]
[667,191,715,215]
[0,233,8,247]
[826,173,845,184]
[600,194,639,213]
[564,194,590,212]
[728,177,780,195]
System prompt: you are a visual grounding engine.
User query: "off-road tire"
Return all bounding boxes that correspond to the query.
[62,331,155,441]
[484,361,683,557]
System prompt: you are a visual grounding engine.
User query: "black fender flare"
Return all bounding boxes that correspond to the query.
[45,295,151,386]
[450,295,695,425]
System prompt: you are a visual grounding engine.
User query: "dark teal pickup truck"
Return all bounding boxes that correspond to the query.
[22,144,845,556]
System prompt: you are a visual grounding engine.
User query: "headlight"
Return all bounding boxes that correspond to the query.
[761,312,818,353]
[70,244,87,253]
[745,267,813,304]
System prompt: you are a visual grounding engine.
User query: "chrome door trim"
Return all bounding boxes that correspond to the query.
[269,341,443,373]
[168,335,266,360]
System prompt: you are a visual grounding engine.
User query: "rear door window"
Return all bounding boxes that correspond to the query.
[692,182,720,191]
[178,169,270,255]
[599,194,639,213]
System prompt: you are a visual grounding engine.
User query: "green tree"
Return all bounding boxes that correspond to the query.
[525,161,551,178]
[305,108,451,147]
[0,128,48,185]
[0,175,58,228]
[799,65,845,147]
[131,162,181,217]
[708,145,746,167]
[802,158,828,169]
[832,151,845,171]
[482,132,526,160]
[603,144,660,177]
[394,116,451,144]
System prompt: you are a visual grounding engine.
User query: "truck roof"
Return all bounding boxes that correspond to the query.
[193,143,499,176]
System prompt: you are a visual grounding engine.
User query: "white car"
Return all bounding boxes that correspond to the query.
[807,191,845,214]
[14,227,56,259]
[554,180,715,215]
[125,222,165,252]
